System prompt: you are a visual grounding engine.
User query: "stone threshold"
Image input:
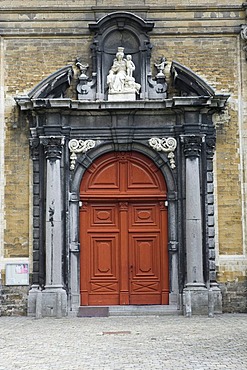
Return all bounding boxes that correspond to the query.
[77,305,182,317]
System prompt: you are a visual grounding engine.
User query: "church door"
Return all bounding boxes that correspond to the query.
[79,152,169,305]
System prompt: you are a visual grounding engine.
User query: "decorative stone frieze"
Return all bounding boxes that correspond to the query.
[68,139,97,170]
[148,137,177,168]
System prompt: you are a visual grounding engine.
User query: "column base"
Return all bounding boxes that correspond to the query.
[169,292,182,309]
[183,284,223,315]
[210,283,223,314]
[68,293,80,317]
[183,285,208,315]
[27,285,40,317]
[27,285,67,318]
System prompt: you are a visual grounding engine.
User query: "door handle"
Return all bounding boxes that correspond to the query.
[130,265,133,273]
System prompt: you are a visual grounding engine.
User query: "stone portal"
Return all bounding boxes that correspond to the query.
[15,11,229,317]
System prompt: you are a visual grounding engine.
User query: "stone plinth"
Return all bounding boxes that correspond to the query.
[108,91,136,101]
[183,287,209,316]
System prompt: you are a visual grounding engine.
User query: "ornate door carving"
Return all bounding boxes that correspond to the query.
[80,152,168,305]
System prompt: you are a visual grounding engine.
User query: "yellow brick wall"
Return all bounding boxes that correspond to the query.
[0,0,244,6]
[3,37,92,259]
[1,2,246,311]
[150,35,243,258]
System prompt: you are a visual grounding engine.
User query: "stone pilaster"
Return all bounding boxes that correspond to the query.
[181,135,208,315]
[27,137,41,317]
[68,192,80,315]
[206,137,222,313]
[38,136,67,317]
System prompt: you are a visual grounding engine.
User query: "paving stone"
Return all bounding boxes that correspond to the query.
[0,314,246,369]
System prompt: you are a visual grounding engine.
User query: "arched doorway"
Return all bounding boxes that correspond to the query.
[79,151,169,306]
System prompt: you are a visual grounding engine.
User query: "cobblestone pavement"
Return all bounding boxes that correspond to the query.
[0,313,246,370]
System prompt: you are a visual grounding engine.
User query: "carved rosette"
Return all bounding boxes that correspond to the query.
[180,135,203,158]
[40,136,65,162]
[148,137,177,169]
[241,25,247,59]
[68,139,97,170]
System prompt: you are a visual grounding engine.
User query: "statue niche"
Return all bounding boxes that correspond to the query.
[107,47,141,101]
[76,12,168,101]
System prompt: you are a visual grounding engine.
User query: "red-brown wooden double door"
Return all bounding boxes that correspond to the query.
[80,152,169,306]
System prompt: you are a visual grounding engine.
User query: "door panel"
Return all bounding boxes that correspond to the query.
[129,203,159,228]
[91,204,118,227]
[80,152,169,306]
[127,161,159,190]
[88,233,120,305]
[89,161,120,190]
[129,233,161,304]
[80,203,120,305]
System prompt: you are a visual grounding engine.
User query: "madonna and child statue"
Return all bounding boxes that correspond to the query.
[107,47,141,101]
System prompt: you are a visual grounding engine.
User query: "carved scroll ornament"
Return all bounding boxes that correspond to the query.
[148,137,177,169]
[241,25,247,59]
[68,139,96,170]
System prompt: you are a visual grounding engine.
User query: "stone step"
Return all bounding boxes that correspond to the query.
[77,305,182,317]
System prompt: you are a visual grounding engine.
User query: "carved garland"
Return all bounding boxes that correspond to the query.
[68,139,97,170]
[148,137,177,169]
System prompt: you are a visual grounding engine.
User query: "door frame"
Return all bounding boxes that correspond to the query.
[68,145,179,313]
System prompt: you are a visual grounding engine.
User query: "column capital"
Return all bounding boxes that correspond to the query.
[180,134,204,158]
[40,136,65,162]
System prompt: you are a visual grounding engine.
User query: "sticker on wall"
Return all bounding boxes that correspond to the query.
[5,263,29,285]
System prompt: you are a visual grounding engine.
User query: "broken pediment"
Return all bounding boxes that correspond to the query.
[15,65,74,109]
[28,65,73,99]
[15,60,229,111]
[170,61,215,97]
[15,12,229,110]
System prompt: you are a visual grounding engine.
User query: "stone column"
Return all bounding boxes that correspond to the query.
[181,135,208,315]
[40,136,67,317]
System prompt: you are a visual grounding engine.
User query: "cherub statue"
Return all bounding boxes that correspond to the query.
[154,57,167,77]
[126,54,135,78]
